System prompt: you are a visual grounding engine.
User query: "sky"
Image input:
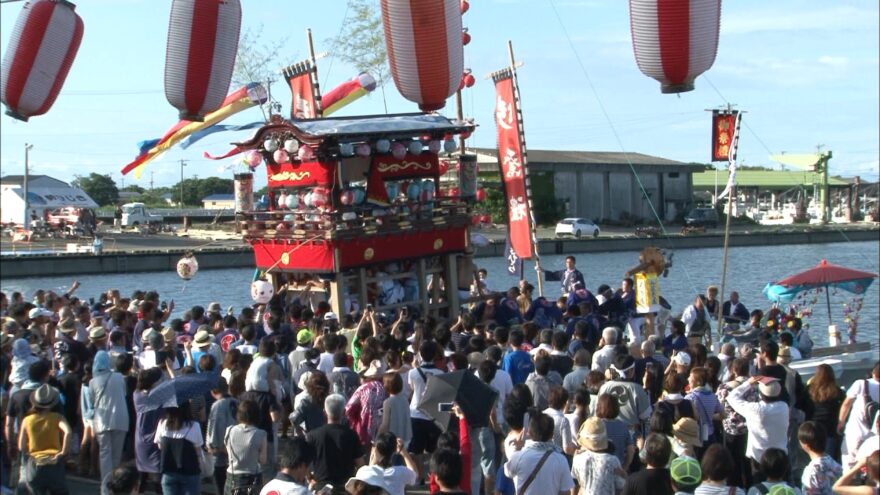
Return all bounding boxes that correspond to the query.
[1,0,878,192]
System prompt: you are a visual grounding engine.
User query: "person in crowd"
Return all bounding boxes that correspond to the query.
[598,354,653,434]
[504,412,575,495]
[409,342,445,478]
[427,404,472,495]
[105,462,141,495]
[670,456,702,495]
[831,451,879,495]
[571,417,626,495]
[685,367,724,451]
[379,372,412,448]
[563,349,591,397]
[799,421,843,495]
[225,399,269,495]
[154,404,203,495]
[682,296,711,346]
[717,357,757,488]
[542,256,586,295]
[672,417,702,459]
[591,326,619,373]
[808,364,845,462]
[727,376,790,483]
[693,444,745,495]
[309,394,365,492]
[132,368,164,492]
[430,449,467,495]
[838,363,880,468]
[206,376,238,494]
[328,351,360,401]
[596,393,636,472]
[543,385,576,455]
[622,433,674,495]
[722,292,750,326]
[502,329,534,386]
[347,359,387,447]
[369,432,418,495]
[290,372,330,435]
[566,388,590,444]
[259,437,316,495]
[18,384,72,495]
[526,355,555,411]
[746,448,803,495]
[89,350,130,484]
[657,372,697,426]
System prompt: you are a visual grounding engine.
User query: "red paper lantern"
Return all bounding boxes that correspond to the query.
[381,0,464,111]
[165,0,242,121]
[471,215,481,226]
[462,30,471,46]
[460,0,469,14]
[629,0,721,93]
[439,160,450,175]
[480,214,491,224]
[475,188,487,202]
[1,0,83,122]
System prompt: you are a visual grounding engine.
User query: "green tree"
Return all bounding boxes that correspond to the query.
[72,173,119,206]
[172,177,234,206]
[329,0,390,111]
[233,24,289,118]
[120,184,145,193]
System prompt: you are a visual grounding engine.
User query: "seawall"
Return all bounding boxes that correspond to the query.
[1,228,877,279]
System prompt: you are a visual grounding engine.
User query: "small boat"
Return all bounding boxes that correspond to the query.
[787,341,878,384]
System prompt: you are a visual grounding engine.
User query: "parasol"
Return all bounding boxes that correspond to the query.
[142,373,217,411]
[418,370,498,431]
[763,259,877,325]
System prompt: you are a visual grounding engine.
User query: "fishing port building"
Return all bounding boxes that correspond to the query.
[470,148,706,223]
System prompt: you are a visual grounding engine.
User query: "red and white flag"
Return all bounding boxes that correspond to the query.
[493,70,533,259]
[283,60,319,119]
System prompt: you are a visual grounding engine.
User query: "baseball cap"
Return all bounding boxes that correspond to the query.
[767,485,797,495]
[297,329,314,345]
[758,378,782,398]
[323,312,338,321]
[670,456,701,486]
[28,307,53,319]
[673,351,692,367]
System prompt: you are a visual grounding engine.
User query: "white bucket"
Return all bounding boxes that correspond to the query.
[828,324,841,347]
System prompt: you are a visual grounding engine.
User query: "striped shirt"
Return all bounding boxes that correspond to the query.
[686,386,724,441]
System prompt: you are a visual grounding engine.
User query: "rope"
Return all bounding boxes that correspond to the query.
[545,0,701,297]
[262,233,327,274]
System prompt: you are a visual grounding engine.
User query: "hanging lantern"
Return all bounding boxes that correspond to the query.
[439,160,449,175]
[277,192,289,209]
[176,253,199,280]
[391,141,407,160]
[1,0,84,122]
[475,187,487,202]
[462,29,471,46]
[428,140,442,154]
[273,149,289,164]
[443,138,457,153]
[460,0,469,14]
[311,187,329,207]
[298,144,315,161]
[251,279,274,304]
[407,141,423,155]
[355,143,372,157]
[244,150,263,168]
[264,138,279,152]
[386,182,401,200]
[339,142,355,157]
[285,194,298,209]
[283,138,299,153]
[381,0,464,111]
[462,71,475,88]
[629,0,721,93]
[165,0,242,121]
[406,182,421,201]
[340,190,354,205]
[353,188,366,204]
[375,139,391,154]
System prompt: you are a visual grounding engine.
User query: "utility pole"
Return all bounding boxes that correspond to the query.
[23,143,33,229]
[179,159,187,206]
[150,171,154,192]
[120,175,125,190]
[815,145,832,224]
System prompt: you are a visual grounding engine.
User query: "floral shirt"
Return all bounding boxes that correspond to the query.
[717,378,756,436]
[801,454,842,495]
[571,450,624,495]
[344,380,386,446]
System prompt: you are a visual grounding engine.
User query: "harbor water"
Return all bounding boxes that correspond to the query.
[2,241,878,348]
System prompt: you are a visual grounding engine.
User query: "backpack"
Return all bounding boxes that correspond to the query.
[863,379,880,426]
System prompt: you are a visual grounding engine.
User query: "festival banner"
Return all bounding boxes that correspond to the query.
[283,60,319,119]
[504,235,523,278]
[711,110,738,162]
[493,71,533,259]
[266,160,335,189]
[322,72,377,116]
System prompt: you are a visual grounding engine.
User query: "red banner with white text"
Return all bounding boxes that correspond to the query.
[283,61,318,119]
[494,74,532,259]
[711,110,738,162]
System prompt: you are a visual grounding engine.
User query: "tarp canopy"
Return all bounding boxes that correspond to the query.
[291,113,473,140]
[11,186,98,208]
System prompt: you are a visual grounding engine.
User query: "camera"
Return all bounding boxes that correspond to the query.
[366,304,373,311]
[438,402,454,412]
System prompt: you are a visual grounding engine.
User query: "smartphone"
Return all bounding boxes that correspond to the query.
[438,402,454,412]
[366,304,373,311]
[319,485,334,495]
[401,307,408,317]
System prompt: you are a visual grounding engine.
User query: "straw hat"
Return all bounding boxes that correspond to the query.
[58,317,77,334]
[193,330,213,348]
[361,359,386,379]
[577,417,608,451]
[345,465,388,494]
[778,346,793,363]
[673,417,703,447]
[88,325,107,341]
[161,326,176,343]
[31,384,60,409]
[670,456,701,486]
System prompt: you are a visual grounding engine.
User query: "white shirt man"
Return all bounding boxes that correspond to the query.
[591,327,619,373]
[505,440,575,495]
[840,368,880,466]
[726,377,790,464]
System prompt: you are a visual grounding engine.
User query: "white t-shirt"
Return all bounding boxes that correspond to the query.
[318,352,334,375]
[382,466,417,495]
[408,366,444,421]
[259,477,312,495]
[505,443,575,495]
[844,378,880,459]
[478,368,513,426]
[154,419,203,448]
[542,408,575,453]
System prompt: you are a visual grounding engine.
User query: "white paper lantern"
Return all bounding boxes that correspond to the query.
[251,279,274,304]
[339,143,355,157]
[355,143,371,157]
[273,149,289,164]
[285,194,298,209]
[443,138,456,153]
[340,190,354,205]
[428,140,442,154]
[391,141,407,160]
[375,139,391,154]
[176,254,199,280]
[264,138,278,152]
[277,192,288,209]
[407,141,422,155]
[298,144,315,162]
[284,138,299,154]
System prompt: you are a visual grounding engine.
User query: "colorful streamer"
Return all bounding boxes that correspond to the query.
[322,72,377,116]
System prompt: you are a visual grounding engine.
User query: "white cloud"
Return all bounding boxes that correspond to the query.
[722,6,877,35]
[818,56,849,67]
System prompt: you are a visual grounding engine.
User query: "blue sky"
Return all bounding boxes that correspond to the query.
[1,0,877,191]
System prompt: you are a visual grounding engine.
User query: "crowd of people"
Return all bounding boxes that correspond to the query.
[0,262,878,495]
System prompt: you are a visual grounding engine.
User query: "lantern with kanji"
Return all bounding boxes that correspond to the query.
[165,0,242,121]
[1,0,84,122]
[628,0,721,93]
[381,0,464,111]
